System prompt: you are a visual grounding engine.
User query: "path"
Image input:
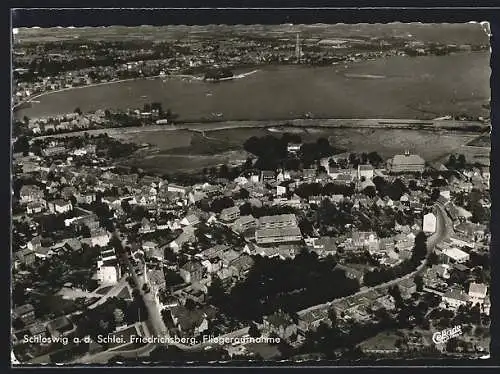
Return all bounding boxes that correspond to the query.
[32,118,489,140]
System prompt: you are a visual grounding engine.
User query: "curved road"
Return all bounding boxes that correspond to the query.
[299,203,453,315]
[75,203,453,363]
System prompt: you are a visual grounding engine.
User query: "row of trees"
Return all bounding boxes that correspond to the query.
[207,250,360,322]
[243,134,342,171]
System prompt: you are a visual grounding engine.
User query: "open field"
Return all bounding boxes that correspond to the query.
[125,150,252,174]
[15,24,489,45]
[466,134,491,147]
[17,52,490,121]
[120,126,479,174]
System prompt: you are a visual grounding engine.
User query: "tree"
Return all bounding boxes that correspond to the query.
[411,231,427,263]
[239,188,250,199]
[13,136,30,154]
[446,338,459,352]
[121,199,131,213]
[185,298,196,311]
[389,285,404,308]
[114,308,125,325]
[80,225,91,238]
[363,186,377,198]
[414,275,424,292]
[471,203,488,223]
[99,319,110,332]
[249,322,261,338]
[328,308,337,327]
[447,154,457,168]
[367,151,383,167]
[457,154,466,169]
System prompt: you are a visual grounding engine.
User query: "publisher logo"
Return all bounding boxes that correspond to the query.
[432,325,463,345]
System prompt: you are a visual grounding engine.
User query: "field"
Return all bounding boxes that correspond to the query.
[114,130,193,151]
[358,330,402,351]
[17,52,490,121]
[15,24,489,45]
[467,134,491,147]
[121,125,479,174]
[126,150,252,174]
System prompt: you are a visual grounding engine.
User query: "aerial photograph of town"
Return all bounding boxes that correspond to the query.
[11,21,492,365]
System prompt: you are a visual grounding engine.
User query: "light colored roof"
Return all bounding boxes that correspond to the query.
[221,206,239,215]
[390,154,425,166]
[469,282,487,297]
[258,214,296,225]
[255,226,302,239]
[443,247,469,260]
[443,289,469,302]
[359,164,374,171]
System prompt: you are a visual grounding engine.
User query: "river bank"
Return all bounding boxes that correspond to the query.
[15,52,490,121]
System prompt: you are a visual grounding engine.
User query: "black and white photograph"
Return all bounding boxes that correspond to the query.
[10,9,493,366]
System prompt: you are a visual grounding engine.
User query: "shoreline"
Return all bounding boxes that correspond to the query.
[32,118,490,140]
[13,69,261,111]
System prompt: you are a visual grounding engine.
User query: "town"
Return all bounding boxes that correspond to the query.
[11,117,491,363]
[13,26,488,123]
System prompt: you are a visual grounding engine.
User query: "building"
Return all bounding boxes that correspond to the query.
[13,304,36,325]
[258,214,298,229]
[20,185,44,203]
[180,214,200,227]
[297,307,331,334]
[386,151,425,174]
[468,283,488,306]
[180,261,205,284]
[167,184,188,194]
[26,201,46,215]
[263,310,298,340]
[47,316,74,339]
[423,212,437,233]
[15,248,36,267]
[287,143,302,154]
[255,227,303,245]
[350,231,380,251]
[441,289,469,310]
[441,247,470,264]
[398,278,417,299]
[48,199,73,214]
[232,215,257,233]
[97,249,121,285]
[220,206,240,223]
[358,164,374,180]
[260,170,275,183]
[90,228,110,247]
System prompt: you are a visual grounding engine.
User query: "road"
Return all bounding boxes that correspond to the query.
[75,204,453,363]
[32,118,488,140]
[119,237,169,339]
[299,203,453,316]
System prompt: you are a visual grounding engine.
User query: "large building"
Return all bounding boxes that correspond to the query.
[258,214,298,229]
[255,226,303,245]
[220,206,240,223]
[423,212,437,233]
[386,151,425,173]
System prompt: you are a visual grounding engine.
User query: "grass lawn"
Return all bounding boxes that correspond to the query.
[245,343,281,360]
[466,134,490,147]
[116,286,132,300]
[358,330,401,351]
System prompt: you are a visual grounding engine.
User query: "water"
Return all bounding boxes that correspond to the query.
[16,52,490,121]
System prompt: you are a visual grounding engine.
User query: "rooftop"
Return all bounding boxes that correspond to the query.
[255,226,302,239]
